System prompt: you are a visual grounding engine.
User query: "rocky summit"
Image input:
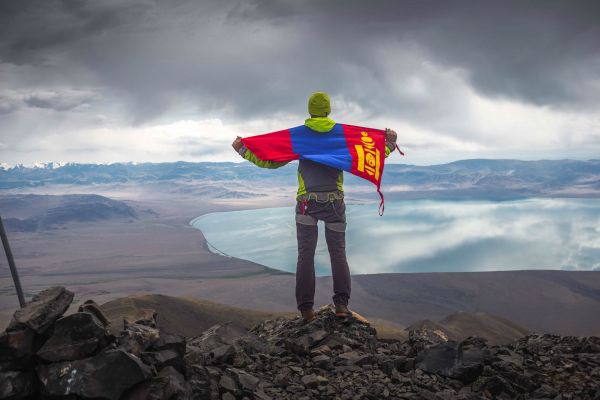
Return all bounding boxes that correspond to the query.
[1,287,600,400]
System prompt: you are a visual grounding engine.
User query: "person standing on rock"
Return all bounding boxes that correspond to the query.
[232,92,398,323]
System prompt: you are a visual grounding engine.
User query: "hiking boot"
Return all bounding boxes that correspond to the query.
[301,308,316,324]
[335,303,352,318]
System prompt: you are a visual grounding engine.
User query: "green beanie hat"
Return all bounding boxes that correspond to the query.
[308,92,331,117]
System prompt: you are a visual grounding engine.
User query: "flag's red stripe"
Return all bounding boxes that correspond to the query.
[241,129,298,162]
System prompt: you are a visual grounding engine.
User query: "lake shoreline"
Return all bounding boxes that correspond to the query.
[191,198,600,275]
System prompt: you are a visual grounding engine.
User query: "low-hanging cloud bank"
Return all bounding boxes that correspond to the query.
[1,0,599,165]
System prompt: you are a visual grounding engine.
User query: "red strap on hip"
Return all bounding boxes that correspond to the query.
[301,199,308,215]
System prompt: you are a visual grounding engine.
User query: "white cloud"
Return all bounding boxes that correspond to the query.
[2,86,599,166]
[3,115,305,164]
[369,70,600,164]
[1,41,598,165]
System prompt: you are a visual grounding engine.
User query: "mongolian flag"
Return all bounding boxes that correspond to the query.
[241,123,402,215]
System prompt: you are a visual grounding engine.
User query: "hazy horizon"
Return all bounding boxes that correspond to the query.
[3,156,600,170]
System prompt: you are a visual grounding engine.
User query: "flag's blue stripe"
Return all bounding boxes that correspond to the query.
[289,124,352,172]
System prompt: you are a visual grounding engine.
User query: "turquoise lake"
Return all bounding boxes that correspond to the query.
[191,199,600,275]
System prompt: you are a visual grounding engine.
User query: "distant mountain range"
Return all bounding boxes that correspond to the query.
[1,159,599,199]
[0,194,137,232]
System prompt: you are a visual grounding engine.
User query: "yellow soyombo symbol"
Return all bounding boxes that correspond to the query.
[355,131,381,181]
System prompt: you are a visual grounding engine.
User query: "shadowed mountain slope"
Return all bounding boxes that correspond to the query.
[407,312,530,345]
[99,294,412,341]
[347,270,600,336]
[0,194,137,232]
[99,294,294,337]
[439,311,530,344]
[98,294,527,344]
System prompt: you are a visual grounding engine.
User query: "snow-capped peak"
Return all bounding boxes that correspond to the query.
[0,161,71,170]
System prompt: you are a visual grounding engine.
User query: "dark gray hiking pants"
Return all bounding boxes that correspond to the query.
[295,199,351,311]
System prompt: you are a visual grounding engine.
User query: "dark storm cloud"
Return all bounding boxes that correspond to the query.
[22,89,96,111]
[0,89,96,115]
[0,0,145,65]
[0,96,20,115]
[0,0,599,123]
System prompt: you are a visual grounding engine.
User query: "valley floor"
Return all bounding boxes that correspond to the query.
[1,185,600,336]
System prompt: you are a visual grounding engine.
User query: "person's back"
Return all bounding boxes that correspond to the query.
[298,158,341,193]
[232,92,398,323]
[295,111,345,202]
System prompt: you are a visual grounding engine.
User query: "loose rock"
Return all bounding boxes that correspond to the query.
[0,370,36,399]
[37,312,110,362]
[8,287,74,334]
[36,349,152,400]
[2,290,599,400]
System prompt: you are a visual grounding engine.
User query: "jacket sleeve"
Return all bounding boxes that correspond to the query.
[241,147,290,169]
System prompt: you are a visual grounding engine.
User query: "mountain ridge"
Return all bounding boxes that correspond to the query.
[0,194,138,232]
[97,293,529,345]
[2,158,599,170]
[1,159,599,200]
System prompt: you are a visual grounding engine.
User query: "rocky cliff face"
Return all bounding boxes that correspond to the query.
[1,286,599,400]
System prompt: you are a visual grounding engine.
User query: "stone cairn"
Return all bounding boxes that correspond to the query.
[1,286,599,400]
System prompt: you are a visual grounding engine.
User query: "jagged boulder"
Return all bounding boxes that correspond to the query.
[336,350,374,366]
[142,348,184,374]
[0,370,36,399]
[37,311,111,362]
[139,331,187,375]
[300,373,328,388]
[186,364,214,399]
[407,319,452,357]
[7,287,74,335]
[225,367,261,392]
[151,332,186,355]
[123,366,188,400]
[415,336,489,383]
[124,308,158,329]
[78,299,111,326]
[0,327,37,371]
[117,321,160,356]
[1,286,74,373]
[36,349,152,400]
[187,322,245,353]
[185,322,246,367]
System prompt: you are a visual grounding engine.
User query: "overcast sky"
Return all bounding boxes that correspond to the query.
[1,0,599,166]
